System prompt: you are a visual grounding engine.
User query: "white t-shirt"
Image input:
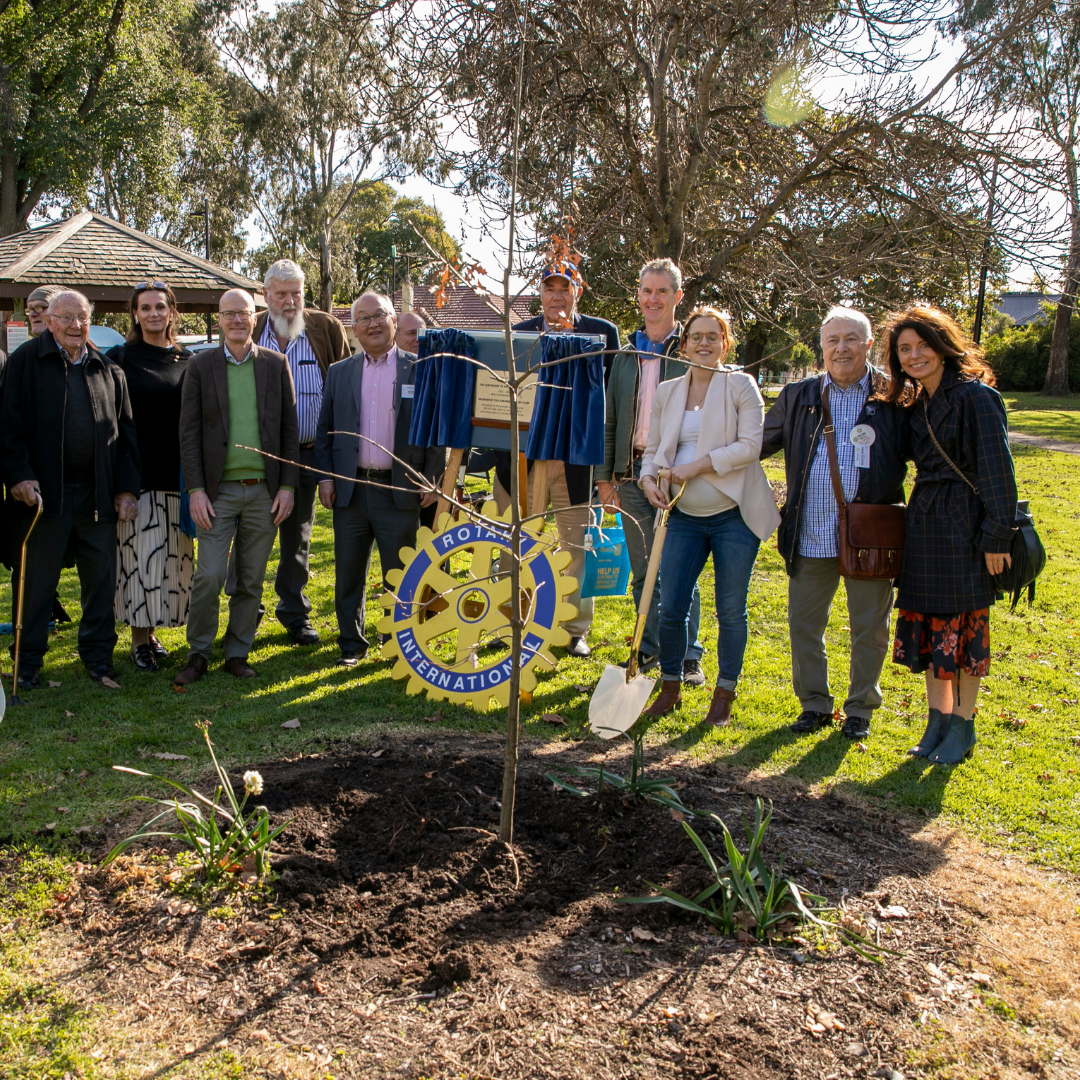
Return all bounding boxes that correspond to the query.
[672,411,736,517]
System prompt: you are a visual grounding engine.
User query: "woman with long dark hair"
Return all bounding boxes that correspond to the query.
[108,282,194,671]
[883,304,1017,764]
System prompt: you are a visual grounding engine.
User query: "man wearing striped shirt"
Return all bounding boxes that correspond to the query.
[253,260,348,645]
[760,307,908,741]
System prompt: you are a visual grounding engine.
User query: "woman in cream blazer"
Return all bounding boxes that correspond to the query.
[639,306,780,727]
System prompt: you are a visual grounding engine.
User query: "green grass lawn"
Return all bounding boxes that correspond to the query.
[1,447,1078,868]
[1003,391,1080,442]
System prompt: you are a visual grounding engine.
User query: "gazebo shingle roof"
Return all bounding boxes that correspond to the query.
[0,212,264,312]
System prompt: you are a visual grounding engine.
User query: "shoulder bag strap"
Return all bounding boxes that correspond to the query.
[921,395,979,495]
[818,376,847,510]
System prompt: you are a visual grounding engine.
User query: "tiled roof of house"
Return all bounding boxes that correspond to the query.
[392,284,536,328]
[0,212,263,308]
[994,292,1060,327]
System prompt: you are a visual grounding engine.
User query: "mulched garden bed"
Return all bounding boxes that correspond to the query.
[42,736,1005,1079]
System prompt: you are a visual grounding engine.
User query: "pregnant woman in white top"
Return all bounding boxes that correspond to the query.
[639,307,781,727]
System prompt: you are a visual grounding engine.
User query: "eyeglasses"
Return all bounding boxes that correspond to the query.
[687,331,722,344]
[49,313,89,327]
[26,304,49,315]
[219,309,254,322]
[354,311,390,327]
[134,281,169,291]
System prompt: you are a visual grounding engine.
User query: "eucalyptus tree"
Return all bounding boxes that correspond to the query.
[417,0,1046,337]
[959,0,1080,394]
[224,0,438,310]
[0,0,221,237]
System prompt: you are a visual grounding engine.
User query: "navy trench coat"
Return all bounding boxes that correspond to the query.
[896,368,1017,614]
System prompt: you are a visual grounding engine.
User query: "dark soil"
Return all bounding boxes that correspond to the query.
[49,737,1000,1078]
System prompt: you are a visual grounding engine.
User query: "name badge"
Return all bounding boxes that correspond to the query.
[850,424,875,469]
[401,383,415,399]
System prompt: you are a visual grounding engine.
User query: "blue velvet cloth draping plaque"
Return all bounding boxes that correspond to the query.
[408,328,478,449]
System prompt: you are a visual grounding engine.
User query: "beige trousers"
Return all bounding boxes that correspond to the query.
[492,461,593,638]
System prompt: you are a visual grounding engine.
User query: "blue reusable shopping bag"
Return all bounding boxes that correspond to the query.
[580,506,632,599]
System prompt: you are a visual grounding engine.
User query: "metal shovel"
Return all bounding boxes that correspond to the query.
[589,472,684,739]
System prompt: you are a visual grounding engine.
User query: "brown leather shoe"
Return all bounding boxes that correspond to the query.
[222,656,257,678]
[174,654,208,686]
[705,686,736,727]
[644,679,682,718]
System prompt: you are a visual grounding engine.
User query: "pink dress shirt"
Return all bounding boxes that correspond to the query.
[358,345,398,470]
[634,354,662,450]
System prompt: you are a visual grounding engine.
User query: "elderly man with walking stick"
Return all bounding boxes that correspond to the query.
[0,289,141,690]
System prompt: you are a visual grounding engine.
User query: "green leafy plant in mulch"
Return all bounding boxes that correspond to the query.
[105,722,290,886]
[545,723,687,812]
[622,797,890,961]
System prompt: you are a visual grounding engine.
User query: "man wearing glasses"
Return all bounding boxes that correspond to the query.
[314,292,442,667]
[175,289,299,685]
[0,289,141,688]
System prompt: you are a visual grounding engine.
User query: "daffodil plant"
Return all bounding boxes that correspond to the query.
[105,722,290,885]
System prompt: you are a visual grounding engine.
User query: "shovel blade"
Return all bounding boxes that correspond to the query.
[589,664,656,739]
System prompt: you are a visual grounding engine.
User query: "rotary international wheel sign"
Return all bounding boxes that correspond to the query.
[378,501,578,710]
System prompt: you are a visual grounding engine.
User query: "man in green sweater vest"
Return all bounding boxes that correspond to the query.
[176,289,299,684]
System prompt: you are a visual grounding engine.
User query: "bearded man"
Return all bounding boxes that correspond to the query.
[251,259,347,645]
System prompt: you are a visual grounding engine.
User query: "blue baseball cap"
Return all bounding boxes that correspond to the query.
[541,262,581,284]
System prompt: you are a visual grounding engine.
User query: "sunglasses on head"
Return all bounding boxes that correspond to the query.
[134,281,169,292]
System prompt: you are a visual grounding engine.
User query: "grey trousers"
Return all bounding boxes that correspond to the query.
[187,481,278,661]
[333,482,419,655]
[788,555,894,719]
[274,445,318,628]
[616,474,703,662]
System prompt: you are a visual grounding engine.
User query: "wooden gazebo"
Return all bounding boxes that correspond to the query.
[0,212,264,314]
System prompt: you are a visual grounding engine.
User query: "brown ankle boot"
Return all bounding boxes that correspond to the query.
[644,679,682,718]
[705,686,736,727]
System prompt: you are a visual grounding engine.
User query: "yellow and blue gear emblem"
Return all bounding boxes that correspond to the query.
[377,501,578,710]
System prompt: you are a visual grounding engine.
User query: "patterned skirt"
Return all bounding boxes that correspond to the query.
[114,491,195,627]
[892,609,991,679]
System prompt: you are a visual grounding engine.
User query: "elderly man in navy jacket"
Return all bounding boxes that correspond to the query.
[761,306,908,741]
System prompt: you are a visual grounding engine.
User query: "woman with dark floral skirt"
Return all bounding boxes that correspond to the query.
[881,305,1017,765]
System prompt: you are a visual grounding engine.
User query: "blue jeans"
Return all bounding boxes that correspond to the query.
[658,506,761,688]
[617,460,703,661]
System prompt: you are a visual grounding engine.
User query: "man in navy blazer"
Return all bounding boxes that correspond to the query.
[314,292,443,666]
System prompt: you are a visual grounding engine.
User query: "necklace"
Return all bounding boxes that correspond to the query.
[687,381,709,411]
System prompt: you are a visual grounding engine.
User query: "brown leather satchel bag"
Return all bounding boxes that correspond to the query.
[819,383,905,581]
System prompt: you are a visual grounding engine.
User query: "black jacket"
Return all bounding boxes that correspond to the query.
[896,370,1017,613]
[760,369,909,573]
[0,331,141,521]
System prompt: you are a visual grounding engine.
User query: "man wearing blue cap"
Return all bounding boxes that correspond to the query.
[489,265,620,657]
[512,264,621,380]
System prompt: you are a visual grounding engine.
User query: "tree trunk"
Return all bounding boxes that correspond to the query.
[0,149,22,237]
[1043,146,1080,396]
[318,222,334,312]
[741,320,769,376]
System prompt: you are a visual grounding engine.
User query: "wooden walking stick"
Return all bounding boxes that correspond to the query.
[10,492,43,706]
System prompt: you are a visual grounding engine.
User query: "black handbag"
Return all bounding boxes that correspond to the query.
[923,398,1046,610]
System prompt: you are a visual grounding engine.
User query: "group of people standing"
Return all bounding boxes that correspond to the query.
[597,259,1016,765]
[0,253,1018,767]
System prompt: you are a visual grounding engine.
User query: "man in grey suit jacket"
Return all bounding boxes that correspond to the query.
[176,289,298,685]
[314,292,442,665]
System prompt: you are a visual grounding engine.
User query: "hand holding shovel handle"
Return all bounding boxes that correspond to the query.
[626,470,684,680]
